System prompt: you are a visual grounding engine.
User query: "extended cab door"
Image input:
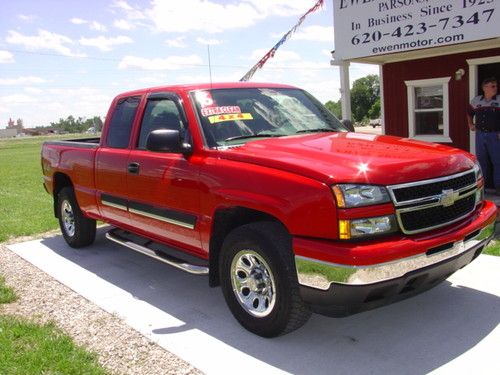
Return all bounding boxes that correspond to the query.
[95,95,141,225]
[126,93,202,254]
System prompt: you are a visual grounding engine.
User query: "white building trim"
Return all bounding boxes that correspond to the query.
[405,77,451,143]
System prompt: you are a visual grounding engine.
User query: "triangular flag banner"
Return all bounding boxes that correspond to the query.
[240,0,324,82]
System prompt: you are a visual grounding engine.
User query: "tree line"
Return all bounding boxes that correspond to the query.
[44,115,104,133]
[324,74,380,123]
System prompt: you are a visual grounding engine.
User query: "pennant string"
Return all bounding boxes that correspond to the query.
[240,0,324,82]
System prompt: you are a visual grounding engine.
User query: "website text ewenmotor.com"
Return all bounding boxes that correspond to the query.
[373,33,464,54]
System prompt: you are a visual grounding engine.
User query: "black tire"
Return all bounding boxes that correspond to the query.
[57,187,96,248]
[219,222,311,337]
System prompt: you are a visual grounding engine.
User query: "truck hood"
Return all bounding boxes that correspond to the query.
[218,132,475,185]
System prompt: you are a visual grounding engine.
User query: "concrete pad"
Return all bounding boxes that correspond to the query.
[7,229,500,375]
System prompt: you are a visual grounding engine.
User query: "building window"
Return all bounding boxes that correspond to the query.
[405,77,451,143]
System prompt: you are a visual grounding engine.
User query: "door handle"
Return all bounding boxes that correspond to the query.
[128,162,140,174]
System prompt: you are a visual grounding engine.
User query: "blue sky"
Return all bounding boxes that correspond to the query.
[0,0,377,128]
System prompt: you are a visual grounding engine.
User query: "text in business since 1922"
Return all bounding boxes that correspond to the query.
[333,0,498,60]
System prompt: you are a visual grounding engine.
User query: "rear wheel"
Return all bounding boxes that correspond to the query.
[219,222,311,337]
[57,187,96,248]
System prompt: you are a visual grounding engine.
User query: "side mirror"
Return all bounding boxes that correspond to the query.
[146,129,192,155]
[341,119,355,132]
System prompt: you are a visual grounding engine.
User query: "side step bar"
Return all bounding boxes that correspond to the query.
[106,229,209,275]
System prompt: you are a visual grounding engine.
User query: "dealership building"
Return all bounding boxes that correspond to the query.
[332,0,500,154]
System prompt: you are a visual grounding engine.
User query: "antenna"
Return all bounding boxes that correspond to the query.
[207,44,213,87]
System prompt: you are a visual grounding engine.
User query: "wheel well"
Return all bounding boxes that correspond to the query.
[208,207,286,287]
[53,173,73,218]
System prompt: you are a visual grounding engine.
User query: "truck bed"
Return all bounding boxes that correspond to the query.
[44,137,100,149]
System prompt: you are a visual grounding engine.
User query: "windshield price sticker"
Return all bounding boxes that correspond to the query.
[195,91,215,108]
[201,106,242,117]
[333,0,498,60]
[208,113,253,124]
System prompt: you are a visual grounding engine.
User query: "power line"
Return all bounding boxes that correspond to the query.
[2,48,332,71]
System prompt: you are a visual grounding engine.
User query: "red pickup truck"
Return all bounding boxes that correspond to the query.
[42,82,497,337]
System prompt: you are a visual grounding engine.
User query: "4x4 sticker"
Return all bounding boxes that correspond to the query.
[208,113,253,124]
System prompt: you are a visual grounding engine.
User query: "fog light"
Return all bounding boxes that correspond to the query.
[339,215,398,239]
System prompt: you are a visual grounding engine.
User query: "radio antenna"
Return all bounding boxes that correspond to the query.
[207,44,213,87]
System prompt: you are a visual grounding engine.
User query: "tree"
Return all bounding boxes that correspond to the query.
[324,100,342,118]
[351,74,380,122]
[50,115,104,133]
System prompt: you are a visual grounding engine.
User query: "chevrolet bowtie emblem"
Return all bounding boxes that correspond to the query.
[440,189,459,207]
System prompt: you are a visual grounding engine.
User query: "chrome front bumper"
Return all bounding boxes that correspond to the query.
[295,221,496,290]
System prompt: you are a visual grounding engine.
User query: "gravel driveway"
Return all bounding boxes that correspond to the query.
[0,234,201,375]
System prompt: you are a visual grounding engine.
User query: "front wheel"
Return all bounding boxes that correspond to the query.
[57,187,96,248]
[219,222,311,337]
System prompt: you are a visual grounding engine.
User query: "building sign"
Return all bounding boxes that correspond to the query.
[333,0,500,60]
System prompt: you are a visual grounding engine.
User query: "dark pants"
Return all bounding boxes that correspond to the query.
[476,130,500,188]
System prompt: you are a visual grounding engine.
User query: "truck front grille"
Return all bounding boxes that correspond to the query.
[388,169,479,234]
[399,195,476,232]
[392,171,476,203]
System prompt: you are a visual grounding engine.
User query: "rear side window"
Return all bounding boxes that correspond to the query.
[137,99,184,149]
[106,96,140,148]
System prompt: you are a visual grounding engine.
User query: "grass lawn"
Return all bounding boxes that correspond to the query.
[484,240,500,256]
[0,275,17,304]
[0,275,107,374]
[0,134,89,242]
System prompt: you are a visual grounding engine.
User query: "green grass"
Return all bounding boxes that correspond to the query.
[0,134,90,242]
[0,276,106,374]
[484,240,500,256]
[0,275,17,304]
[0,316,107,375]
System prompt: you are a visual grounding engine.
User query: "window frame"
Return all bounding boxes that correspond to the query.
[405,77,451,143]
[134,92,190,151]
[104,95,141,149]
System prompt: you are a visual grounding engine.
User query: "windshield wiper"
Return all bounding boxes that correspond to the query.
[223,134,284,142]
[295,128,337,134]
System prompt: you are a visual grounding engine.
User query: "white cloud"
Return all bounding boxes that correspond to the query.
[0,50,15,63]
[118,55,204,70]
[18,14,37,22]
[0,76,46,85]
[71,18,108,32]
[71,17,87,25]
[0,94,38,105]
[293,25,333,42]
[24,87,43,94]
[90,21,107,32]
[6,29,84,57]
[113,0,146,20]
[321,49,333,57]
[246,0,325,17]
[115,0,322,34]
[196,37,222,46]
[250,49,301,63]
[165,36,186,48]
[79,36,133,51]
[113,19,135,30]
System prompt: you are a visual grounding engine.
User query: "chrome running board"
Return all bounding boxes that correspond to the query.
[106,229,209,276]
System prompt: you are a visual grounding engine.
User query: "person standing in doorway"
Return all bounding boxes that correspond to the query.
[467,77,500,196]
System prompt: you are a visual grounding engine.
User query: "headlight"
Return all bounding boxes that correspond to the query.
[332,184,391,208]
[339,215,398,239]
[473,160,483,180]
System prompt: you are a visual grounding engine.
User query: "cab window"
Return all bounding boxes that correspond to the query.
[106,96,140,148]
[137,99,184,149]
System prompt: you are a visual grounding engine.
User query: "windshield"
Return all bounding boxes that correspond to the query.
[190,88,347,147]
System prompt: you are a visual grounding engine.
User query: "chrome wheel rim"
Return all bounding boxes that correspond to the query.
[230,250,276,318]
[61,200,75,237]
